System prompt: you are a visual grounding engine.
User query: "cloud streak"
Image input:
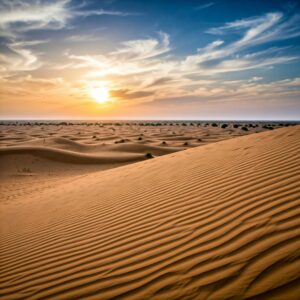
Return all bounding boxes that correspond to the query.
[0,0,134,37]
[58,11,299,103]
[195,2,215,10]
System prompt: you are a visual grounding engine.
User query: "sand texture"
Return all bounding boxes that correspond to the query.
[0,125,300,299]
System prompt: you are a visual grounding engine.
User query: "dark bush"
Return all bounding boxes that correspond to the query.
[233,124,239,128]
[241,126,248,131]
[115,139,126,144]
[211,123,218,127]
[145,152,154,159]
[221,124,228,129]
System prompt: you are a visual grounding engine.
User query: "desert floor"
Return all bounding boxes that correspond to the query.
[0,122,299,299]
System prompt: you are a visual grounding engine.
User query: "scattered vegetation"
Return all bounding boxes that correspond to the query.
[241,126,248,131]
[145,152,154,159]
[263,125,274,130]
[115,139,126,144]
[221,124,228,129]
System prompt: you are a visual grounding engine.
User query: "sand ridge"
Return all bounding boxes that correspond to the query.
[0,125,299,299]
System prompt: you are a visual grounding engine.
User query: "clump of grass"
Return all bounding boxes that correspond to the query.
[221,124,228,129]
[263,125,274,130]
[233,124,239,128]
[197,138,202,142]
[137,137,143,140]
[211,123,218,127]
[241,126,248,131]
[93,135,97,139]
[183,142,189,146]
[115,139,126,144]
[145,152,154,159]
[162,141,167,145]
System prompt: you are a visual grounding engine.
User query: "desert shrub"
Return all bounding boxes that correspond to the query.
[137,137,143,140]
[241,126,248,131]
[263,125,274,130]
[162,141,167,145]
[233,124,239,128]
[211,123,218,127]
[221,124,228,129]
[183,142,189,146]
[145,152,153,159]
[198,138,202,142]
[115,139,126,144]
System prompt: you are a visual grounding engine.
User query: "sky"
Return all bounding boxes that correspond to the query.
[0,0,300,120]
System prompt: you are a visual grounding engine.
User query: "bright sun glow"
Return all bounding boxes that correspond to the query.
[89,86,110,104]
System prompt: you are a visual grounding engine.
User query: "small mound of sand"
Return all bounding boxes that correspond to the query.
[0,126,299,299]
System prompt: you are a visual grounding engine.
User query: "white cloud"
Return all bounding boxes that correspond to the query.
[111,32,170,60]
[0,0,135,78]
[196,2,215,10]
[0,0,135,37]
[57,11,299,102]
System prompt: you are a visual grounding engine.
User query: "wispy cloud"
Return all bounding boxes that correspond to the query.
[0,0,135,37]
[0,0,136,78]
[195,2,215,10]
[60,11,299,102]
[0,40,44,77]
[111,32,170,60]
[66,34,103,42]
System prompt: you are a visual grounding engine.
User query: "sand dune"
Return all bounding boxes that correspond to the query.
[0,126,300,299]
[0,146,145,164]
[0,122,255,177]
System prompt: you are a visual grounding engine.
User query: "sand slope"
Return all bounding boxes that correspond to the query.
[1,126,300,299]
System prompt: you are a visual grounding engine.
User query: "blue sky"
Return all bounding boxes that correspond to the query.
[0,0,300,120]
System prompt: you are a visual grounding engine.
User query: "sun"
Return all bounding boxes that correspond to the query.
[89,86,110,104]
